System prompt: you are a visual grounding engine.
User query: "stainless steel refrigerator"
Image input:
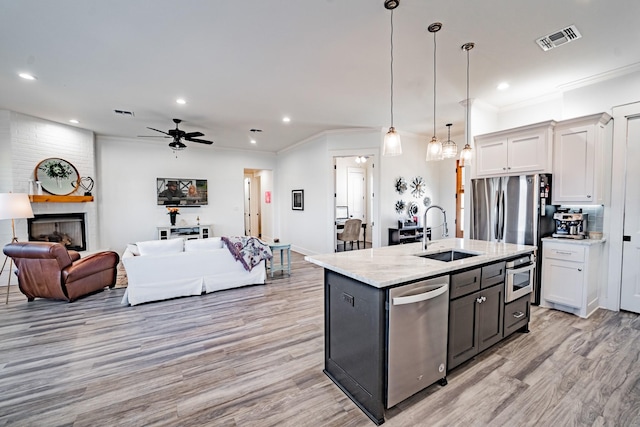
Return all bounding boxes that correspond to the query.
[469,174,556,304]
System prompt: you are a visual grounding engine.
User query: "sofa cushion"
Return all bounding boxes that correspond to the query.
[184,237,223,252]
[136,238,184,256]
[126,244,140,256]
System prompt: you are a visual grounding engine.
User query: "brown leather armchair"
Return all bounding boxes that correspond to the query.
[3,242,120,302]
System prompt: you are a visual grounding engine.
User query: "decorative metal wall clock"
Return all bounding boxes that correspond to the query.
[395,200,406,214]
[410,176,426,197]
[408,202,419,216]
[423,196,432,207]
[395,177,407,194]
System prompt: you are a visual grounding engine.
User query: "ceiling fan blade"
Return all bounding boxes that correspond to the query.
[138,135,171,138]
[184,131,204,138]
[147,127,170,135]
[186,137,214,145]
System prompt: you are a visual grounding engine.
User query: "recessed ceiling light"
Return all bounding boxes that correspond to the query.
[250,138,257,144]
[176,98,186,105]
[249,128,262,144]
[282,117,291,123]
[497,82,510,91]
[18,73,37,80]
[69,119,79,124]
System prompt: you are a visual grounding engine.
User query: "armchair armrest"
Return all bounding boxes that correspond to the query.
[62,251,120,283]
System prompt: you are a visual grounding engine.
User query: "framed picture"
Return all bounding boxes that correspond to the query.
[292,189,304,210]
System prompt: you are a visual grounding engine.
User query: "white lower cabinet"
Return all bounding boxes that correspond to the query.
[541,238,604,318]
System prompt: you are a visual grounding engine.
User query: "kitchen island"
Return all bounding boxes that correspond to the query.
[305,238,536,425]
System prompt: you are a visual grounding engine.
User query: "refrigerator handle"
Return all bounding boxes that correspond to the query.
[494,189,501,240]
[498,189,505,240]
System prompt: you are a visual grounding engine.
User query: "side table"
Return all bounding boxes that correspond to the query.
[268,242,291,278]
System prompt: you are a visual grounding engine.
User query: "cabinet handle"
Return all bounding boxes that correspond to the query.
[556,251,573,255]
[476,296,487,304]
[503,167,507,170]
[587,195,592,198]
[513,311,525,319]
[578,268,582,272]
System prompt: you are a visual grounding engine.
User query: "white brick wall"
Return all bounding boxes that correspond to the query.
[1,110,99,251]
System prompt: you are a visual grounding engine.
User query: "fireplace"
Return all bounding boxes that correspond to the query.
[28,213,87,251]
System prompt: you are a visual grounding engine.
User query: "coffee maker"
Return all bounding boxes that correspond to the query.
[552,209,588,239]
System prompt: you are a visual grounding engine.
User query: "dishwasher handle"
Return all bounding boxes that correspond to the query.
[392,283,448,306]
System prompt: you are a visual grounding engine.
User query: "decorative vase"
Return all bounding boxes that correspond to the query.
[169,212,177,226]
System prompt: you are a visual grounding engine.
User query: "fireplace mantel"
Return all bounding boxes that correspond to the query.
[29,195,94,203]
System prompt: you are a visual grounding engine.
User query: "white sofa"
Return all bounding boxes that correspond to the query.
[121,237,266,306]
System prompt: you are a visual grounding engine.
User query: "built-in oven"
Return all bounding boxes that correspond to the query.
[505,254,535,303]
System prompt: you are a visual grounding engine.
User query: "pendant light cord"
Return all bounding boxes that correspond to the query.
[390,9,394,128]
[433,29,437,138]
[466,46,470,147]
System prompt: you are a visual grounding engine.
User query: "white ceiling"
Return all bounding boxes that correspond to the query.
[1,0,639,153]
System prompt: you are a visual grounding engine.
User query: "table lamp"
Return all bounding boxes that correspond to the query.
[0,193,34,303]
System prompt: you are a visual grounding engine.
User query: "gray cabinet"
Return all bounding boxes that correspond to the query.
[447,262,506,370]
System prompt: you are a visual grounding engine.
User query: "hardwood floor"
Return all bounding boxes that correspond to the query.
[1,252,639,426]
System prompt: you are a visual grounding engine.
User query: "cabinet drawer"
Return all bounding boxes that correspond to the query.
[450,268,481,299]
[504,295,530,337]
[481,261,506,289]
[543,243,585,262]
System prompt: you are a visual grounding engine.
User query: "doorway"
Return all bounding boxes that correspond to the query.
[334,155,374,251]
[243,169,274,240]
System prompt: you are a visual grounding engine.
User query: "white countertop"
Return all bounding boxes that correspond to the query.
[305,238,536,288]
[542,236,606,246]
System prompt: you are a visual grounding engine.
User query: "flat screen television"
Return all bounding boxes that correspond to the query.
[157,178,208,206]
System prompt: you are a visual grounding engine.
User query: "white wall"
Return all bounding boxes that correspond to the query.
[96,136,276,254]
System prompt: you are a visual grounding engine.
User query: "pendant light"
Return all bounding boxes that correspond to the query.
[460,42,475,166]
[442,123,457,158]
[426,22,443,161]
[383,0,402,156]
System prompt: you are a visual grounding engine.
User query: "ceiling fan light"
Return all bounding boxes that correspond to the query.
[383,127,402,156]
[426,136,443,161]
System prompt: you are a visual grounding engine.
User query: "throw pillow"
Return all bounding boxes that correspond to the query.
[137,238,184,256]
[184,237,223,251]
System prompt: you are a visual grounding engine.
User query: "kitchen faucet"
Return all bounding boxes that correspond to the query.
[423,205,448,250]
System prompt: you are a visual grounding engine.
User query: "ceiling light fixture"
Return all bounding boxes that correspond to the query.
[282,117,291,123]
[176,98,186,105]
[497,82,509,91]
[18,73,36,80]
[69,119,79,124]
[426,22,443,162]
[355,156,368,164]
[460,42,475,166]
[382,0,402,156]
[441,123,457,159]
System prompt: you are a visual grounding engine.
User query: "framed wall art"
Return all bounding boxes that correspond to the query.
[292,189,304,210]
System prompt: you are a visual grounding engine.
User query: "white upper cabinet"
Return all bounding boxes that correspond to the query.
[552,113,612,205]
[474,121,555,177]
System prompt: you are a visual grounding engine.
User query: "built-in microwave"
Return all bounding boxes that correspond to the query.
[505,255,535,303]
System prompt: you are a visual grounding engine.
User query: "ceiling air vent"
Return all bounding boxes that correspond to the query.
[114,109,135,117]
[536,25,581,51]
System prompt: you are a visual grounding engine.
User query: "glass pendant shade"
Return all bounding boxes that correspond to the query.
[460,143,473,165]
[442,123,457,159]
[383,127,402,156]
[426,136,443,161]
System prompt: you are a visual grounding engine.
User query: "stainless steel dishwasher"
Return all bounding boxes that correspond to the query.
[387,276,449,408]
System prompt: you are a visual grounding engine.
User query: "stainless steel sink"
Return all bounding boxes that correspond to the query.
[418,250,480,262]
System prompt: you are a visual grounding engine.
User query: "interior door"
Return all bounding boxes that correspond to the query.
[621,115,640,313]
[347,167,365,221]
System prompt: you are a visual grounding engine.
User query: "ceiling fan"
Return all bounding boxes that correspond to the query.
[140,118,213,149]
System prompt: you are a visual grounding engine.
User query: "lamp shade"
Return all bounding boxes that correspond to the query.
[0,193,34,220]
[426,136,443,161]
[383,127,402,156]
